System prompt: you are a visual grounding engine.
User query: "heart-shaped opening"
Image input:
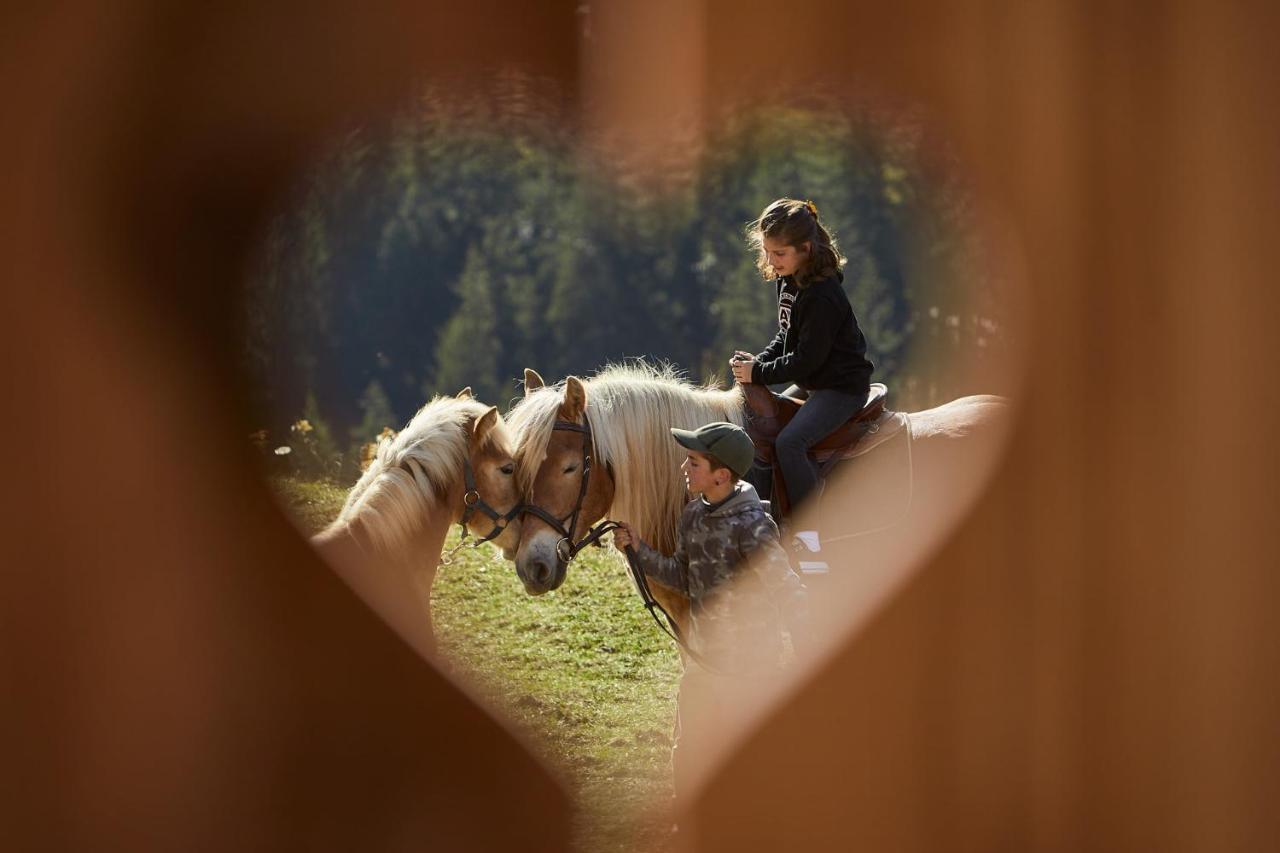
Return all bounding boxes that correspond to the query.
[243,69,1022,850]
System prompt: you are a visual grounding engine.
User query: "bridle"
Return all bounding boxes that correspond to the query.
[516,415,617,564]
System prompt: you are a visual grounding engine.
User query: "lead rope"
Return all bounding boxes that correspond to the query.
[438,525,472,566]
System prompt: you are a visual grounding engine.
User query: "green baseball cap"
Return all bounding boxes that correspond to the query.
[669,421,756,478]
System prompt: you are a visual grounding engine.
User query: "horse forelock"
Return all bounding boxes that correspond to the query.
[334,396,509,556]
[507,385,566,499]
[508,362,745,554]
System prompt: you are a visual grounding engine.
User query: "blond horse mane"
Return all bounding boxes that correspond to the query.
[329,396,513,558]
[508,362,744,554]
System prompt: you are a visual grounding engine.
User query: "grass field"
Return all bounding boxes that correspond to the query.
[274,475,683,853]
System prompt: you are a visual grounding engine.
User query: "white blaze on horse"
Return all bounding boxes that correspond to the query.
[312,389,522,658]
[506,361,1009,639]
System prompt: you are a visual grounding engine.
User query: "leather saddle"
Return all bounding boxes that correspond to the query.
[742,382,889,519]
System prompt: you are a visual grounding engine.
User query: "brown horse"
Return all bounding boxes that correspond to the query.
[506,362,1009,638]
[507,364,742,632]
[312,389,522,658]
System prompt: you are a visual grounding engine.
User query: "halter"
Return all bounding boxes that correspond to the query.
[517,416,617,564]
[437,456,521,565]
[460,456,521,542]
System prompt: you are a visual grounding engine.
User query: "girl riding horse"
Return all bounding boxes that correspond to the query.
[729,199,875,548]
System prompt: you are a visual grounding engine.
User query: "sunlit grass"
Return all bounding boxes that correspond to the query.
[274,474,681,853]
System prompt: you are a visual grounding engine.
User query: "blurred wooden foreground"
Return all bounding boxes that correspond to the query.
[2,1,1276,851]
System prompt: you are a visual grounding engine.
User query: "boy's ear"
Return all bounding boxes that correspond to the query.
[559,376,586,421]
[523,368,544,395]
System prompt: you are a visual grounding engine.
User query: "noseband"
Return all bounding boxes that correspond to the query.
[518,416,616,564]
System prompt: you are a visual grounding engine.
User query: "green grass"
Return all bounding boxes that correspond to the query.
[274,474,682,853]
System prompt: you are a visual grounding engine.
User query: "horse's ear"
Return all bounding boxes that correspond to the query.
[560,376,587,420]
[456,386,474,400]
[471,406,500,447]
[523,368,544,395]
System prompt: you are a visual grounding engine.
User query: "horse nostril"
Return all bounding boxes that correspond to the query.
[532,560,552,587]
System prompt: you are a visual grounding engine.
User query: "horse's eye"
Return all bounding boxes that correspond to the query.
[563,464,578,474]
[500,463,514,476]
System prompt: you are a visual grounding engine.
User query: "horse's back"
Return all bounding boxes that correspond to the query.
[907,394,1010,441]
[805,393,1009,548]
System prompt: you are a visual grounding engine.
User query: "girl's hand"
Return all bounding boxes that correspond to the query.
[612,522,636,552]
[729,353,755,384]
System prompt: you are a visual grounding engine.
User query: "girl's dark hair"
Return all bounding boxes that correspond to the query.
[746,198,846,287]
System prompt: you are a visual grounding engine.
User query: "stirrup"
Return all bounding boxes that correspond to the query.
[791,530,829,574]
[793,530,822,553]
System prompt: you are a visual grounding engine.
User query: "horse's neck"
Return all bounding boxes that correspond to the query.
[312,503,453,661]
[411,508,453,563]
[437,479,467,535]
[609,394,734,554]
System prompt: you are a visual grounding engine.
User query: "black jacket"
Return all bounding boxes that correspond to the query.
[751,271,874,394]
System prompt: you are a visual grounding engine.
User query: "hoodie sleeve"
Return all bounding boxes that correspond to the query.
[632,531,689,593]
[755,326,786,365]
[751,291,839,386]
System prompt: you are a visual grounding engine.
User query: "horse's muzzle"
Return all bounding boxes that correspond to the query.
[521,553,566,595]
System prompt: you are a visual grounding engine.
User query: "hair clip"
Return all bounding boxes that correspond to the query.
[805,199,818,218]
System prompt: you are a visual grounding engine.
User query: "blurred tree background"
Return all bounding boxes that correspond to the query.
[242,70,1010,480]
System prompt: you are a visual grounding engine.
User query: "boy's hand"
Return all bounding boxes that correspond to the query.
[612,522,636,552]
[729,352,755,384]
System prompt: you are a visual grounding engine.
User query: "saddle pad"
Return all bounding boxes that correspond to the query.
[814,410,908,463]
[815,411,913,542]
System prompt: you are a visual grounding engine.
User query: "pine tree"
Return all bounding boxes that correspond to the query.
[432,248,503,403]
[349,379,398,446]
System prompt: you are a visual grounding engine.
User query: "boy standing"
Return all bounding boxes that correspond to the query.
[612,421,808,799]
